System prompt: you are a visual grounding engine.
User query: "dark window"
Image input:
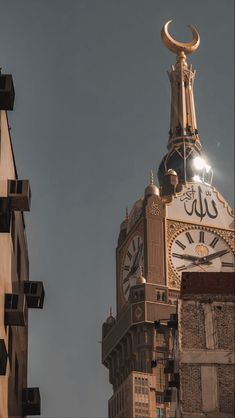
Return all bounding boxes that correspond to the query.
[28,388,35,402]
[31,283,37,294]
[5,294,18,310]
[16,181,23,194]
[0,76,6,89]
[10,181,16,194]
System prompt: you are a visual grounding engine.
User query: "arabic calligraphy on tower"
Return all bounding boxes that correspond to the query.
[166,183,234,229]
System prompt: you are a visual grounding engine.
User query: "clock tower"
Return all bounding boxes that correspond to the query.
[102,21,235,418]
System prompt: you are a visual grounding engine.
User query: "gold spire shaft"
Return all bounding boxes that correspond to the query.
[161,21,201,151]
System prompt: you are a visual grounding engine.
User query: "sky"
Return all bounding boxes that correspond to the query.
[0,1,234,417]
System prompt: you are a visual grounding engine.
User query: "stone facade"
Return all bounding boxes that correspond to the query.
[173,272,235,418]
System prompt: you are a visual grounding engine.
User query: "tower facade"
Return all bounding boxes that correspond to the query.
[0,71,44,417]
[102,22,235,418]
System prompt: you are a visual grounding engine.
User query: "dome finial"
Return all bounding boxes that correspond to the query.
[136,264,146,284]
[145,170,159,197]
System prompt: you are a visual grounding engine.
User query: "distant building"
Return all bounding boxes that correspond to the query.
[0,71,44,417]
[102,21,235,418]
[170,272,235,418]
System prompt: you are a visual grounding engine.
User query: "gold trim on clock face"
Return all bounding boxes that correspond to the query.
[122,235,144,301]
[169,227,235,279]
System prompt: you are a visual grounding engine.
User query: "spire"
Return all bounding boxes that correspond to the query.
[158,21,213,188]
[150,170,154,185]
[161,20,201,151]
[125,206,129,221]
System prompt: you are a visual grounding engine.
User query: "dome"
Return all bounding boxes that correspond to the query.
[106,308,115,325]
[135,267,146,285]
[144,184,159,197]
[158,146,203,186]
[166,169,177,176]
[144,170,159,197]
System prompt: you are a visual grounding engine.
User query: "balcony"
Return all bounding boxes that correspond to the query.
[4,293,26,326]
[0,73,15,110]
[22,387,41,416]
[8,180,31,212]
[24,281,45,309]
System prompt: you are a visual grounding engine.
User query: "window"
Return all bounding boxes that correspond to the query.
[156,408,165,418]
[5,294,18,310]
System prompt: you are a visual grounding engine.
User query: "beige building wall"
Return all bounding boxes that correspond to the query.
[0,109,29,417]
[108,372,157,418]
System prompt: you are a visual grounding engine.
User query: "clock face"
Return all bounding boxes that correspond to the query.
[122,235,144,301]
[169,228,234,279]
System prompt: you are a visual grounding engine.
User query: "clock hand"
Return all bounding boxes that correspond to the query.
[184,260,212,269]
[123,244,143,284]
[123,269,134,284]
[199,249,230,263]
[132,244,143,272]
[186,249,229,269]
[175,254,207,261]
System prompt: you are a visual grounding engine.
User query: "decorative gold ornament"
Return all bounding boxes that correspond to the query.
[161,20,200,56]
[149,202,161,216]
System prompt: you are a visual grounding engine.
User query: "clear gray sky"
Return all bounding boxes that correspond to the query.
[0,1,234,417]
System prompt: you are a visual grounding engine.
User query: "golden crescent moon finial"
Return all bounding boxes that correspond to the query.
[161,20,200,55]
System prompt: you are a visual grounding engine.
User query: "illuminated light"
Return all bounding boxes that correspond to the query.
[193,175,202,182]
[193,156,206,170]
[205,164,211,173]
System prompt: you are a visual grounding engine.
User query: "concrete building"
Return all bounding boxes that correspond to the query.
[0,71,44,417]
[168,272,235,418]
[102,21,235,418]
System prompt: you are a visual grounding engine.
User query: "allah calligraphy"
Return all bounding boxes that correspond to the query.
[180,185,218,221]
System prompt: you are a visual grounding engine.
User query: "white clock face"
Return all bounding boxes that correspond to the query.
[122,235,144,301]
[170,228,234,279]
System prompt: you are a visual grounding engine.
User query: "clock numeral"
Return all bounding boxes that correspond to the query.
[176,265,186,271]
[127,251,132,261]
[175,240,186,250]
[199,231,204,243]
[222,262,234,268]
[124,265,130,271]
[124,284,130,295]
[132,240,136,252]
[210,237,219,249]
[172,253,183,259]
[186,232,194,244]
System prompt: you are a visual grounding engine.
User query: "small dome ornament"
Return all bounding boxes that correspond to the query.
[136,265,146,285]
[120,207,129,231]
[165,169,177,176]
[106,307,115,325]
[145,170,159,197]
